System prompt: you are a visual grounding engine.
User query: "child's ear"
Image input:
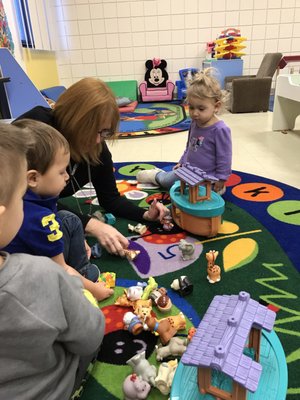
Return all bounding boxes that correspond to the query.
[0,205,6,218]
[27,170,40,188]
[215,100,221,113]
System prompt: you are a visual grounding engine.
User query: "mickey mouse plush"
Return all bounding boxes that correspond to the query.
[144,58,169,88]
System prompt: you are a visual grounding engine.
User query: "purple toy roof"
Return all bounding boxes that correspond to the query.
[174,163,218,186]
[181,291,276,393]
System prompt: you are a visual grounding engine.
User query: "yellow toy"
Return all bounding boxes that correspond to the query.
[98,272,116,288]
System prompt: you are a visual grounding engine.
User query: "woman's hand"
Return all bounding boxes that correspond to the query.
[85,218,129,257]
[143,198,169,222]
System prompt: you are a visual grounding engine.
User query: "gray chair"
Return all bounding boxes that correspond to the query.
[225,53,282,113]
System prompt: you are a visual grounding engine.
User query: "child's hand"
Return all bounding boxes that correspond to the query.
[172,163,181,170]
[214,180,225,193]
[143,198,169,222]
[84,240,91,259]
[93,281,114,301]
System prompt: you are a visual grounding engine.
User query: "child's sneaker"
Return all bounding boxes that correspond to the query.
[136,168,162,185]
[80,263,100,282]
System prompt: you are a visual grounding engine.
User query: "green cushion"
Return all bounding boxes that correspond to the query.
[106,80,138,101]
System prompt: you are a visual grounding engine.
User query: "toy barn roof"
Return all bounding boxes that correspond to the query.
[174,163,218,186]
[181,291,276,393]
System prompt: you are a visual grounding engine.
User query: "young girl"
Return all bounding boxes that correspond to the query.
[137,68,232,195]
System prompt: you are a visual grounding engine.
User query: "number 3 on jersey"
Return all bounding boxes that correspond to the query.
[41,213,63,242]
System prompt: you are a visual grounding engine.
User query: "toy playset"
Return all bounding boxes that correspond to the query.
[171,291,288,400]
[169,163,225,237]
[214,28,247,60]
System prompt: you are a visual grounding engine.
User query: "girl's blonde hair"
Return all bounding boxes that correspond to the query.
[13,119,70,174]
[187,68,224,105]
[53,77,119,164]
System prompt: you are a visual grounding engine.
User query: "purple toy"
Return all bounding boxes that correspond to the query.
[181,291,276,400]
[123,374,151,400]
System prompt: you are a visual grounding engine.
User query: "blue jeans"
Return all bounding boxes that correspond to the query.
[156,170,178,190]
[57,210,91,274]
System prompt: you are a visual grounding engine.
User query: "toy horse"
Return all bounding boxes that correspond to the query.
[205,250,221,284]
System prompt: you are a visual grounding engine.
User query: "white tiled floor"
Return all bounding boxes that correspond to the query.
[108,111,300,189]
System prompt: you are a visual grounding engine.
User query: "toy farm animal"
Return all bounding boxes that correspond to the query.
[178,239,195,260]
[133,299,152,320]
[123,312,144,335]
[145,315,177,345]
[124,249,141,261]
[123,373,151,400]
[156,336,187,361]
[170,275,193,296]
[126,351,156,386]
[155,359,178,395]
[206,250,221,283]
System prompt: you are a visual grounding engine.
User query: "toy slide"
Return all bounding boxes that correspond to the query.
[215,36,247,44]
[214,44,246,51]
[0,48,49,118]
[214,51,246,59]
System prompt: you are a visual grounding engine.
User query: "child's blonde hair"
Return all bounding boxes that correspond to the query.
[53,77,120,164]
[0,124,32,206]
[12,119,70,174]
[186,68,224,105]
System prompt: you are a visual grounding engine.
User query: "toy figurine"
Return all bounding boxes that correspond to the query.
[123,312,144,335]
[178,238,195,260]
[155,359,178,395]
[123,373,151,400]
[124,249,141,261]
[127,286,144,301]
[133,299,153,323]
[206,250,221,284]
[156,294,172,313]
[126,351,157,386]
[170,275,193,296]
[97,272,116,288]
[161,214,174,231]
[156,336,187,361]
[128,223,148,235]
[145,315,177,345]
[141,276,158,300]
[187,327,197,342]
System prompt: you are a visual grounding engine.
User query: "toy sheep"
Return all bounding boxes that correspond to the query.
[155,336,187,361]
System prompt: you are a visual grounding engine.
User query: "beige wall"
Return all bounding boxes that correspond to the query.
[53,0,300,88]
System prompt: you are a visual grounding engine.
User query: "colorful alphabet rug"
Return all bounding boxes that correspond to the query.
[64,162,300,400]
[117,102,190,138]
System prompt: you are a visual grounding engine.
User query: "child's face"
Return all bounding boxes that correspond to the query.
[34,148,70,198]
[0,160,27,249]
[188,96,220,127]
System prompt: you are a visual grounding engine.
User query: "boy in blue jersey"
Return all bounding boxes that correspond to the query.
[0,123,105,400]
[5,119,113,301]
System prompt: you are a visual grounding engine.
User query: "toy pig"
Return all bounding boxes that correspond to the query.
[123,373,151,400]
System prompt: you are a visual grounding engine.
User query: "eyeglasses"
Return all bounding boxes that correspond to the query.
[98,129,114,139]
